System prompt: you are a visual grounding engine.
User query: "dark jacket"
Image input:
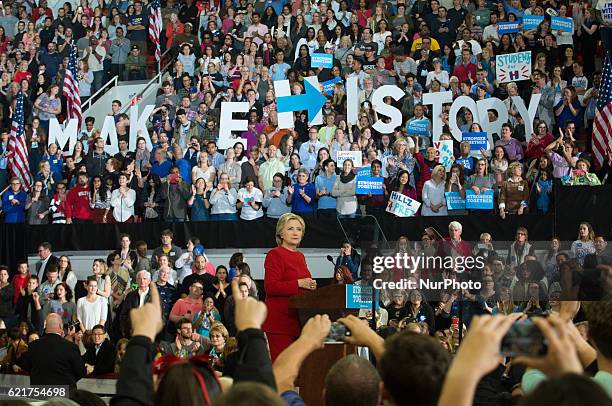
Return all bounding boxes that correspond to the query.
[85,149,111,177]
[120,289,153,338]
[18,333,86,388]
[35,254,59,284]
[83,339,116,376]
[110,329,275,406]
[159,181,192,220]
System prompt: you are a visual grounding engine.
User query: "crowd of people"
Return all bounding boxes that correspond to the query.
[0,219,608,405]
[1,0,611,224]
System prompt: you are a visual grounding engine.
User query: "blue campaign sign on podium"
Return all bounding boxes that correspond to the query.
[346,284,379,309]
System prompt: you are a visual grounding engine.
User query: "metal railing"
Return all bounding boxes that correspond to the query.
[82,75,118,112]
[120,48,175,115]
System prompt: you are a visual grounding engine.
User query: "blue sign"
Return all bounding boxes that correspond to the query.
[465,189,494,209]
[322,77,343,96]
[356,176,384,195]
[311,53,334,69]
[357,165,371,177]
[462,132,489,152]
[346,284,379,309]
[498,22,520,34]
[277,80,327,123]
[456,157,473,171]
[523,15,544,30]
[551,16,574,32]
[445,192,466,210]
[407,119,429,135]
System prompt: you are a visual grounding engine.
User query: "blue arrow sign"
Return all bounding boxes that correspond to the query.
[276,80,326,122]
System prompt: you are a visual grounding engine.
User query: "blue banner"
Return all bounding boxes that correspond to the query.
[356,176,384,195]
[357,165,371,177]
[462,132,489,152]
[551,16,574,32]
[346,284,379,309]
[498,22,520,34]
[465,189,494,209]
[322,77,343,96]
[407,119,429,135]
[456,157,473,171]
[523,15,544,30]
[445,192,466,210]
[311,53,334,68]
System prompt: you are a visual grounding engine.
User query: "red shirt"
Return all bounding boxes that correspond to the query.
[453,62,477,83]
[12,273,29,305]
[525,133,554,160]
[65,184,93,221]
[262,246,312,337]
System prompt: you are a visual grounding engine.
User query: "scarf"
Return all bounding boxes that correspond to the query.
[340,171,355,183]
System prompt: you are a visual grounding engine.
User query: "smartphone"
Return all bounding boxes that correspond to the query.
[131,283,138,291]
[500,319,547,357]
[325,322,351,342]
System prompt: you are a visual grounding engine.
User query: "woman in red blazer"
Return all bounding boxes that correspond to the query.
[263,213,317,361]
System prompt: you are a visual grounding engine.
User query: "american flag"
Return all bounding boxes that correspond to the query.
[7,91,31,191]
[63,42,82,125]
[149,0,162,61]
[593,53,612,169]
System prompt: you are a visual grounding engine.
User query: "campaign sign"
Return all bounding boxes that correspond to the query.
[465,189,494,209]
[523,15,544,30]
[357,165,371,177]
[551,16,574,32]
[346,284,379,309]
[462,132,489,152]
[445,192,466,210]
[311,53,334,69]
[336,150,363,168]
[356,176,384,195]
[434,140,454,170]
[496,51,531,83]
[456,157,473,171]
[322,77,343,96]
[498,22,520,34]
[386,191,421,217]
[407,119,429,135]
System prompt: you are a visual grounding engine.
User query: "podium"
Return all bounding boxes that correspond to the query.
[290,284,359,406]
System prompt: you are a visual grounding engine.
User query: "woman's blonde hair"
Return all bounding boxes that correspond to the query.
[275,213,306,246]
[210,322,229,341]
[507,161,522,177]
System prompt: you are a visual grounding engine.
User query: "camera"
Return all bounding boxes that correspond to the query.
[500,318,547,357]
[168,174,180,184]
[326,322,351,342]
[65,320,80,331]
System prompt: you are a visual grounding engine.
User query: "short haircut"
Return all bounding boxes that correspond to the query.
[583,301,612,358]
[39,242,52,251]
[177,318,192,329]
[160,229,173,238]
[212,382,285,406]
[92,324,105,332]
[379,332,451,406]
[86,275,97,284]
[520,373,611,406]
[324,355,381,406]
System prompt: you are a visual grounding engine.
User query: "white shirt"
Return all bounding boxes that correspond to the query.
[138,288,150,307]
[111,188,136,222]
[87,45,106,72]
[421,180,448,216]
[237,187,264,220]
[77,296,109,331]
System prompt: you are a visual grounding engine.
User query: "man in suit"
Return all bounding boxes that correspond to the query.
[83,325,115,376]
[18,313,86,388]
[35,242,59,284]
[120,270,153,338]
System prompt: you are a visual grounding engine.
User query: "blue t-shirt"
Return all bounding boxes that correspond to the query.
[174,158,192,184]
[128,13,148,41]
[150,160,173,179]
[314,174,337,210]
[292,183,316,213]
[42,155,64,177]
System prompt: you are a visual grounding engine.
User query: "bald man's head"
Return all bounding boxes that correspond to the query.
[45,313,63,335]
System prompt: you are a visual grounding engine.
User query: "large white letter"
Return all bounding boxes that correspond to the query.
[273,79,293,129]
[346,76,360,125]
[48,118,78,154]
[422,91,453,142]
[371,85,404,134]
[511,94,541,142]
[448,96,478,142]
[129,104,155,151]
[476,98,508,151]
[99,116,120,155]
[218,101,248,149]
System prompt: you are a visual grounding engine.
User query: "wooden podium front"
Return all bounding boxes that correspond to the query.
[290,285,358,406]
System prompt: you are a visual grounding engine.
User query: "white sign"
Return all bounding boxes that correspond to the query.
[434,140,454,171]
[496,51,531,83]
[386,191,421,217]
[336,151,363,168]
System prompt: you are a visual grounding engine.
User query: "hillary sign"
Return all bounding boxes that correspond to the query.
[496,51,531,83]
[386,192,421,217]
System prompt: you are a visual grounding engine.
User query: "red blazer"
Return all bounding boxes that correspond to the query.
[262,246,312,337]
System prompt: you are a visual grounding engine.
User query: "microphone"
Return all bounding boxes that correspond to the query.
[326,255,335,265]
